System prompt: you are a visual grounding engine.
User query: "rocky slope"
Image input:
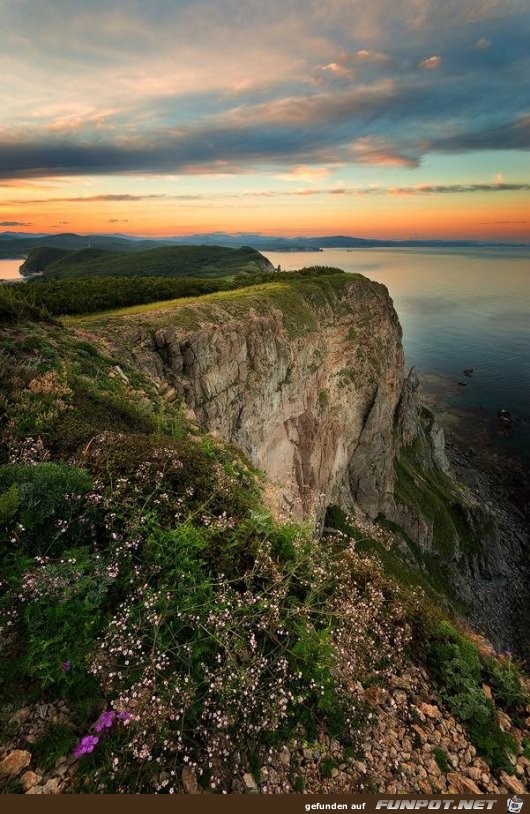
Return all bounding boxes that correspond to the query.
[77,271,528,659]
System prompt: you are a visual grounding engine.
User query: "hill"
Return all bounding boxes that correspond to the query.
[20,244,274,279]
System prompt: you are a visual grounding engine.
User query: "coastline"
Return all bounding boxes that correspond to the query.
[420,372,530,664]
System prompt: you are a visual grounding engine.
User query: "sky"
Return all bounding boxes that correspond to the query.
[1,0,529,240]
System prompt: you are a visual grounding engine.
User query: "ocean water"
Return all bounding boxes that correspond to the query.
[264,247,530,459]
[0,259,23,280]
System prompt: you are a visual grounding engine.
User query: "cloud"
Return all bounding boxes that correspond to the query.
[429,115,530,153]
[231,181,530,198]
[274,165,332,181]
[350,49,390,64]
[419,56,442,70]
[350,136,419,167]
[318,62,354,78]
[3,193,170,204]
[0,0,528,185]
[0,220,32,226]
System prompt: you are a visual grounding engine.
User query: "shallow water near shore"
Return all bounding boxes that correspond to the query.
[0,258,23,280]
[265,246,530,460]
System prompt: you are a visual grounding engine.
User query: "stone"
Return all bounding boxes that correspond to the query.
[411,724,427,744]
[499,772,525,795]
[447,772,481,794]
[112,365,129,384]
[278,748,291,767]
[9,708,31,727]
[419,702,441,720]
[482,684,493,700]
[42,778,62,794]
[364,686,387,707]
[20,771,40,791]
[181,766,199,794]
[390,675,413,691]
[242,773,258,792]
[0,750,32,777]
[497,711,512,731]
[163,387,177,403]
[354,761,367,774]
[26,786,43,794]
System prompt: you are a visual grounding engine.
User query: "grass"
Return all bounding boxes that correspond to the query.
[32,723,78,772]
[433,746,450,772]
[394,441,477,558]
[67,271,360,341]
[427,621,523,774]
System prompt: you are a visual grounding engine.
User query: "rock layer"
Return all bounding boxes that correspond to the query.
[96,275,406,522]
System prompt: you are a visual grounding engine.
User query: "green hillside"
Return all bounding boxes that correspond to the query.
[21,244,274,279]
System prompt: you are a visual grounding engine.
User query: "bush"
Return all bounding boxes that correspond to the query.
[0,284,51,324]
[427,622,518,773]
[0,462,93,555]
[483,655,529,709]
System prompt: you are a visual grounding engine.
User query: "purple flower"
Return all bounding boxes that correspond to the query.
[94,710,116,732]
[61,660,71,673]
[72,735,99,759]
[117,711,131,722]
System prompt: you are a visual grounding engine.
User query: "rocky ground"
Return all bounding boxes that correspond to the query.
[1,664,529,794]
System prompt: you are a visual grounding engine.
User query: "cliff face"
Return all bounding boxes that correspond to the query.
[78,271,528,656]
[89,275,405,522]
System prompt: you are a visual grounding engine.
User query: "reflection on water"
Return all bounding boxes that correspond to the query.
[264,247,530,457]
[0,259,23,280]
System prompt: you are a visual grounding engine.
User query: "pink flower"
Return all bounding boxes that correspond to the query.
[72,735,99,759]
[94,710,116,732]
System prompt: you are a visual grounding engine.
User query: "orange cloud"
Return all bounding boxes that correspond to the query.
[419,55,442,70]
[350,136,419,168]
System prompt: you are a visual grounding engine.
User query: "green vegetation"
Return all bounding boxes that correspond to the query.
[325,505,453,605]
[394,440,476,557]
[22,244,272,279]
[0,302,423,792]
[1,266,527,792]
[32,723,78,772]
[433,746,450,772]
[0,284,52,324]
[1,265,351,319]
[320,756,338,778]
[427,621,525,774]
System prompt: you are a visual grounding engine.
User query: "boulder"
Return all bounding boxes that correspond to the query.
[0,750,32,778]
[447,772,481,794]
[499,772,525,795]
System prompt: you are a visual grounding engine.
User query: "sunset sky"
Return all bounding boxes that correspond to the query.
[1,0,529,240]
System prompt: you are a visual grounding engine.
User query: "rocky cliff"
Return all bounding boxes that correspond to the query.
[85,272,409,522]
[79,270,528,657]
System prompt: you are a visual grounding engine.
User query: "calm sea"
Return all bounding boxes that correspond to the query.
[264,247,530,459]
[0,259,23,280]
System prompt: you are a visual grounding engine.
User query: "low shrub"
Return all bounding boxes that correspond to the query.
[427,622,518,773]
[0,462,93,555]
